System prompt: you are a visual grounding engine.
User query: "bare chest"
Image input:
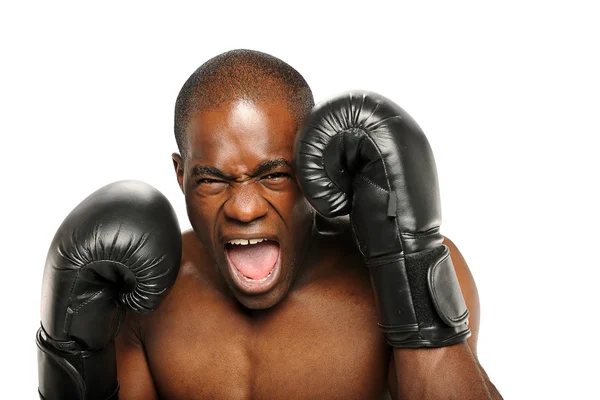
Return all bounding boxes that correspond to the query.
[145,274,391,399]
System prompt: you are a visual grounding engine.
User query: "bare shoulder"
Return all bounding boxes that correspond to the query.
[306,217,481,351]
[291,216,381,329]
[119,230,219,338]
[299,215,365,282]
[442,236,481,354]
[307,223,482,337]
[155,229,227,310]
[113,232,205,399]
[173,229,226,290]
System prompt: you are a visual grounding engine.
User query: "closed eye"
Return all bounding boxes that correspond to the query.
[262,172,291,180]
[197,178,226,184]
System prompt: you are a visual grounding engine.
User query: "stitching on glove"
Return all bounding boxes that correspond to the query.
[400,227,441,239]
[71,288,107,313]
[358,117,402,246]
[356,173,387,193]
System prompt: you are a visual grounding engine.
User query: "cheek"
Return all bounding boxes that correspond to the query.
[280,190,314,236]
[291,195,313,223]
[184,193,219,243]
[270,184,310,218]
[288,182,313,217]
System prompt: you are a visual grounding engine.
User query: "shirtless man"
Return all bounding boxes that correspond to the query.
[36,50,501,399]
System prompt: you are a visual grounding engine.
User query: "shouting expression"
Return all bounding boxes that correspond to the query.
[173,99,314,309]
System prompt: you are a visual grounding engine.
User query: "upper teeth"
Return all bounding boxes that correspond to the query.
[228,238,267,245]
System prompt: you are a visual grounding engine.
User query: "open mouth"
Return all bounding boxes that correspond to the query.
[225,238,281,294]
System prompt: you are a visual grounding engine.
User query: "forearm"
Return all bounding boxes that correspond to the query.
[393,342,501,400]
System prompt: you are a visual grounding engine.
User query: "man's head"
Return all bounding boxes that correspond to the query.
[174,49,314,160]
[172,49,315,310]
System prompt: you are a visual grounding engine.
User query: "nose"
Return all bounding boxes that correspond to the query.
[223,183,269,223]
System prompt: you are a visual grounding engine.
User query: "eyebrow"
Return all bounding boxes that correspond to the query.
[192,158,292,180]
[192,165,234,180]
[251,158,292,177]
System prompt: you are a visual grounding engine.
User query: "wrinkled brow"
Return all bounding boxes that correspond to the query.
[251,158,292,177]
[192,158,292,180]
[191,165,234,180]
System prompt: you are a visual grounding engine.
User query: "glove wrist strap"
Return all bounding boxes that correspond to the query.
[36,328,119,400]
[368,245,471,348]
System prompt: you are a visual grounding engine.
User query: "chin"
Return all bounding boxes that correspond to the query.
[228,267,295,311]
[234,288,289,310]
[223,254,296,310]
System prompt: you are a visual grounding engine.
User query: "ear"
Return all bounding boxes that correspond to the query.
[172,153,185,194]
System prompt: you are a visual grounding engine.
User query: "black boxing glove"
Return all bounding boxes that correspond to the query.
[36,180,182,399]
[294,91,470,347]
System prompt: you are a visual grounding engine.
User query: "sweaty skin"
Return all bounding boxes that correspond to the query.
[115,100,489,399]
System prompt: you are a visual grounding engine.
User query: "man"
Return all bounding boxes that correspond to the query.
[37,49,501,399]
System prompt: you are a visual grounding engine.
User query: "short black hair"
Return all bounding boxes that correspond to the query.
[174,49,314,157]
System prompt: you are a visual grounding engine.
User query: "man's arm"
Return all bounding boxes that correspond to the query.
[387,237,502,399]
[36,181,181,399]
[115,313,160,400]
[293,91,502,400]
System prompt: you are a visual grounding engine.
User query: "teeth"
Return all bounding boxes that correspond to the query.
[227,238,267,246]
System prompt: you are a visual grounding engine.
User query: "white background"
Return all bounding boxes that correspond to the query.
[1,1,598,398]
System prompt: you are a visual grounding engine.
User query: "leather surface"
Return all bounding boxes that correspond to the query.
[37,329,85,400]
[294,91,441,256]
[38,180,182,399]
[428,246,469,327]
[294,91,470,347]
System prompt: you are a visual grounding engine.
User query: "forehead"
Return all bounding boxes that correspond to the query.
[186,99,297,169]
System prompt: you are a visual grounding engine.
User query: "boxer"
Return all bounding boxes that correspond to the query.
[37,50,502,399]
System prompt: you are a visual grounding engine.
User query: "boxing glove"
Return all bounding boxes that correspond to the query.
[294,91,470,347]
[36,180,182,399]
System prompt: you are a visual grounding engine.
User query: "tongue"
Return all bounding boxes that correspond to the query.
[227,241,279,280]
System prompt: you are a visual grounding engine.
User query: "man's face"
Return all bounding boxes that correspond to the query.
[173,99,314,309]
